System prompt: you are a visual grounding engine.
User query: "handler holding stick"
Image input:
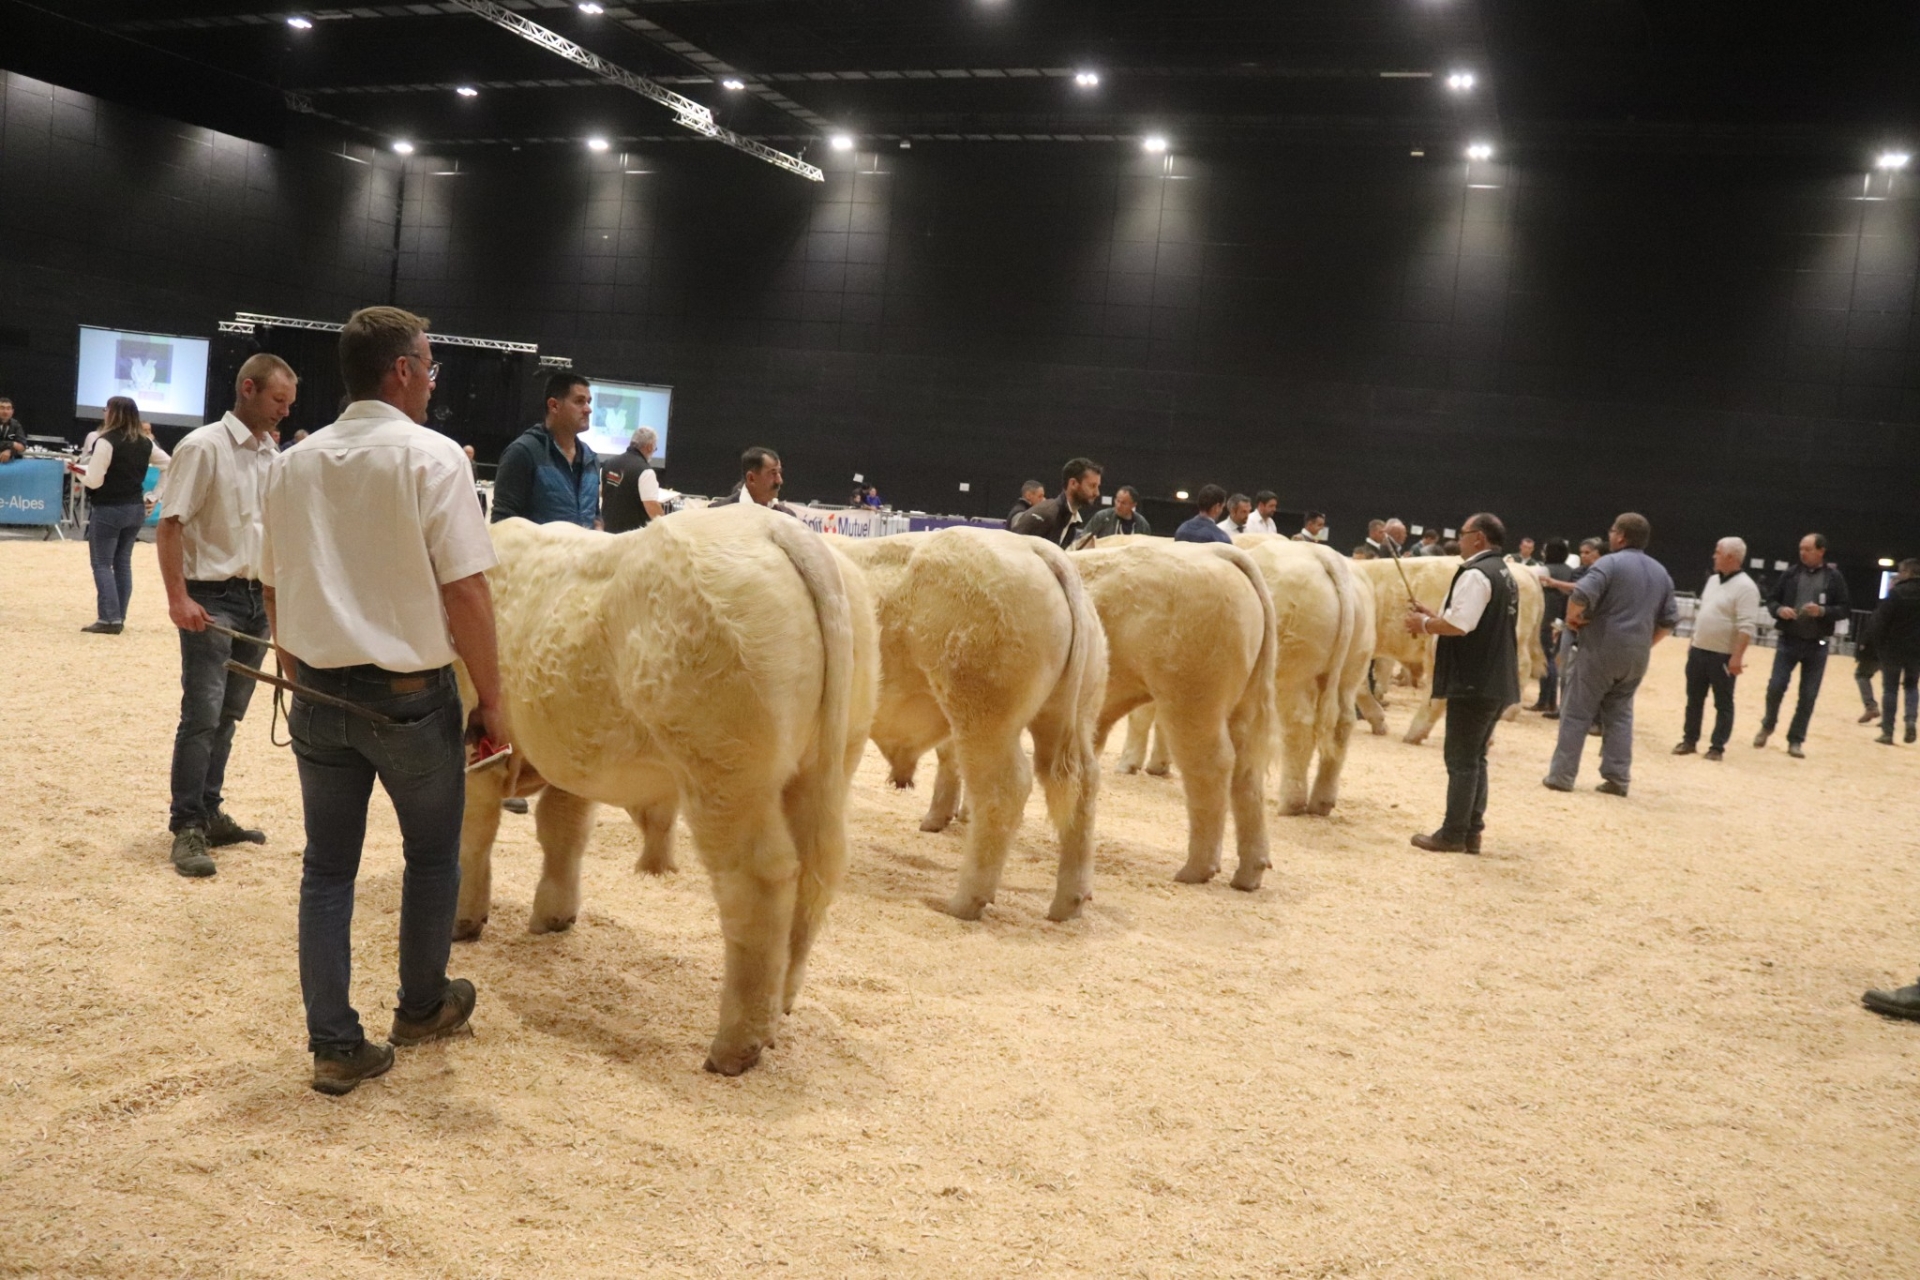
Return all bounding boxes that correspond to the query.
[157,354,297,877]
[262,306,512,1096]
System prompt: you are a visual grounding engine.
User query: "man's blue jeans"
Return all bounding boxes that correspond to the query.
[170,579,268,832]
[1762,635,1829,745]
[290,663,465,1053]
[86,501,145,623]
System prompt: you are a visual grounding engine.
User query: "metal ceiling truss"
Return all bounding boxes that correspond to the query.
[445,0,823,180]
[227,313,543,356]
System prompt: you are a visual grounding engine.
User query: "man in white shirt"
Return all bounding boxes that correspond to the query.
[261,306,512,1096]
[1217,493,1254,537]
[1250,491,1281,536]
[1674,536,1761,761]
[157,353,296,877]
[1292,510,1329,543]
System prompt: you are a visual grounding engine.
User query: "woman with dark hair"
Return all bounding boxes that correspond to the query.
[78,395,155,634]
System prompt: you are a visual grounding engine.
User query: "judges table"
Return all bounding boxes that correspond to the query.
[0,458,67,530]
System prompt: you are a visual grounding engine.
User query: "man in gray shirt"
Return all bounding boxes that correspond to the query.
[1544,512,1678,797]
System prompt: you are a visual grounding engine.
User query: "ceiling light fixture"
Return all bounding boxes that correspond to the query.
[455,85,479,98]
[1879,557,1897,568]
[1465,141,1493,161]
[721,78,746,91]
[1075,71,1100,88]
[829,133,854,151]
[1446,71,1476,92]
[586,136,611,152]
[1174,490,1189,501]
[1143,134,1168,153]
[286,15,313,30]
[392,140,415,155]
[1876,150,1911,170]
[577,2,604,13]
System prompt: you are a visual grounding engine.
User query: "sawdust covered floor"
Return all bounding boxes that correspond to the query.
[1,537,1916,1279]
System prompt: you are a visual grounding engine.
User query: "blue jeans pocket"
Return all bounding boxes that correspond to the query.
[368,701,459,779]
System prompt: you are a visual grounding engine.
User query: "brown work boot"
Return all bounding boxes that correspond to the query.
[389,978,476,1047]
[311,1039,395,1096]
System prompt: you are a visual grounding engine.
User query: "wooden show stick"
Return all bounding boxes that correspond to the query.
[222,660,396,724]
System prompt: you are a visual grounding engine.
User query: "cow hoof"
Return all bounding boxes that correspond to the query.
[530,913,576,935]
[1278,801,1309,817]
[1369,723,1389,737]
[1172,863,1217,885]
[1306,801,1335,817]
[942,893,990,921]
[702,1042,764,1076]
[919,815,953,833]
[1046,893,1089,923]
[1144,765,1171,778]
[636,854,677,876]
[1117,763,1141,776]
[452,917,486,942]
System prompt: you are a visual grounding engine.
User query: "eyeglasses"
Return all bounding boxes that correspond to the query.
[404,354,441,383]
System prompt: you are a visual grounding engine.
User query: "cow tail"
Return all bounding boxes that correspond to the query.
[1029,538,1107,795]
[1212,545,1278,778]
[1312,548,1359,757]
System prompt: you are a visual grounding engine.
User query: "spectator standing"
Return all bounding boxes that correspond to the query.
[1384,519,1410,557]
[1528,538,1576,712]
[1250,491,1281,536]
[156,353,297,876]
[1672,537,1762,761]
[491,372,599,527]
[77,397,154,635]
[0,396,24,462]
[1365,519,1389,557]
[1293,511,1329,542]
[1007,479,1045,528]
[710,446,798,516]
[1012,458,1102,547]
[1509,537,1540,566]
[1754,533,1851,758]
[1543,513,1677,796]
[1082,485,1152,539]
[1175,486,1233,544]
[1866,558,1920,745]
[261,306,507,1096]
[599,427,662,534]
[1217,493,1254,537]
[1404,513,1519,854]
[1414,529,1445,556]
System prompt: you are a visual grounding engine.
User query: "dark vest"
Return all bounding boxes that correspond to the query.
[599,446,654,534]
[94,432,154,507]
[1432,551,1520,704]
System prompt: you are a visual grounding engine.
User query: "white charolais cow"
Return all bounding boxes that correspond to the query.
[1233,537,1372,816]
[456,506,877,1075]
[834,528,1106,923]
[1350,554,1546,744]
[1073,541,1278,889]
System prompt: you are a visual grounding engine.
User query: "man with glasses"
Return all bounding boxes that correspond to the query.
[262,306,512,1095]
[491,372,600,528]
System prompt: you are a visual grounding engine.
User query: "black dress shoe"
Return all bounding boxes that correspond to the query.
[1410,831,1471,854]
[1863,980,1920,1022]
[1672,741,1697,755]
[1541,710,1560,720]
[1704,747,1724,761]
[1465,831,1483,854]
[1908,725,1917,745]
[1541,778,1574,793]
[1596,780,1629,797]
[81,621,123,635]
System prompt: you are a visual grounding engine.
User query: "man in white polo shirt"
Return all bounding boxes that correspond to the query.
[1673,536,1762,761]
[262,306,512,1097]
[157,353,297,878]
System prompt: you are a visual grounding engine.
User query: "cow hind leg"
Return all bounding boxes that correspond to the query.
[1144,720,1174,777]
[1275,695,1318,815]
[921,741,963,832]
[632,797,679,875]
[1226,731,1272,893]
[1164,715,1233,885]
[1116,704,1154,774]
[1308,702,1358,817]
[529,788,596,934]
[1405,697,1445,745]
[1028,711,1099,922]
[695,795,799,1076]
[944,728,1034,921]
[454,766,507,941]
[1357,689,1389,736]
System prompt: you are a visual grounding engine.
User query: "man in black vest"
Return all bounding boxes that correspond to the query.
[599,426,662,533]
[1403,512,1520,854]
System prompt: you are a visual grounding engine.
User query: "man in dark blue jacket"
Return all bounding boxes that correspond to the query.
[1754,532,1851,758]
[491,372,599,527]
[1174,486,1234,544]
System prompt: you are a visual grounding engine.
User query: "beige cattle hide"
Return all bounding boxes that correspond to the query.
[456,506,877,1075]
[834,527,1107,922]
[1073,541,1278,889]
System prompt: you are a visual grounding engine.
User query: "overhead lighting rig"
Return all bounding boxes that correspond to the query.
[445,0,823,181]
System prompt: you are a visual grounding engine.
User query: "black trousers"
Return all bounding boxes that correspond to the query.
[1681,646,1739,751]
[1441,697,1504,840]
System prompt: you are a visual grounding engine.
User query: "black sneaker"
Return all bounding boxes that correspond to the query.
[390,978,477,1047]
[1596,780,1629,798]
[205,808,266,847]
[312,1040,395,1095]
[1908,725,1917,745]
[171,827,216,878]
[1862,980,1920,1023]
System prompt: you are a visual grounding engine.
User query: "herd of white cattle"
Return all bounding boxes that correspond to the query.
[454,506,1548,1075]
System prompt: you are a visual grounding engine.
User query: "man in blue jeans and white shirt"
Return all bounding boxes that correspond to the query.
[1754,532,1851,758]
[262,306,514,1096]
[157,353,298,877]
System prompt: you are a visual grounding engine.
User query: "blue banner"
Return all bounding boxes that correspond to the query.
[0,458,65,526]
